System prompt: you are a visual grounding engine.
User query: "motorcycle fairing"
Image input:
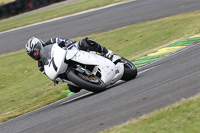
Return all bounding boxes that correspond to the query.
[44,44,68,80]
[70,50,124,85]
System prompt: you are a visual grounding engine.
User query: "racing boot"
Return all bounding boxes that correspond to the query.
[83,37,114,60]
[104,49,114,60]
[68,84,81,93]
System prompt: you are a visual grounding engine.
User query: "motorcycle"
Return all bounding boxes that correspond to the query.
[43,43,137,93]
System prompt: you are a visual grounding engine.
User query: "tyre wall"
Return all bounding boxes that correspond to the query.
[0,0,65,18]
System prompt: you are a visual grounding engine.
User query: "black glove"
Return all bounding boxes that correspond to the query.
[85,37,96,46]
[58,41,65,47]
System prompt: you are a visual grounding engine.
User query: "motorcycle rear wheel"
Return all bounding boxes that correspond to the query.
[121,58,137,81]
[67,70,106,93]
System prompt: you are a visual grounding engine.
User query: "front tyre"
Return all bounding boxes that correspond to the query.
[67,70,106,93]
[121,58,137,81]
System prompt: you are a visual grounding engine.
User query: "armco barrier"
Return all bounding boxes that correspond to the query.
[0,0,65,18]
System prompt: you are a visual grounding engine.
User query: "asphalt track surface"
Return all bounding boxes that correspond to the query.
[1,0,200,54]
[1,0,200,133]
[1,43,200,133]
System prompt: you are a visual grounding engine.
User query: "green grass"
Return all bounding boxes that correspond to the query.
[103,95,200,133]
[75,10,200,60]
[1,9,200,124]
[0,51,67,122]
[0,0,127,32]
[0,0,14,5]
[0,0,14,3]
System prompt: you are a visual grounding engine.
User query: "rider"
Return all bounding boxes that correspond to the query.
[25,37,114,93]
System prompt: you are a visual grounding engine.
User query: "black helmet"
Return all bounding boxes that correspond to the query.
[25,37,44,60]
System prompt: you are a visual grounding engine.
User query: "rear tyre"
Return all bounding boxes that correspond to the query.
[67,70,106,93]
[121,58,137,81]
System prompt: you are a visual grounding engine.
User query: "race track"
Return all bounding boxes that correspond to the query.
[1,0,200,54]
[1,42,200,133]
[1,0,200,133]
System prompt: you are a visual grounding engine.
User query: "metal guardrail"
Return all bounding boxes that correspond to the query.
[0,0,65,18]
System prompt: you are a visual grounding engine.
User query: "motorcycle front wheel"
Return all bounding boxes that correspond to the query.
[67,70,106,93]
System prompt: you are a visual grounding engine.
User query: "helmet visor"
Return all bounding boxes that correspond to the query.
[33,48,40,57]
[29,47,40,60]
[30,43,41,60]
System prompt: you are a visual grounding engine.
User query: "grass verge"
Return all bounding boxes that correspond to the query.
[1,10,200,123]
[0,0,14,5]
[102,94,200,133]
[0,0,127,32]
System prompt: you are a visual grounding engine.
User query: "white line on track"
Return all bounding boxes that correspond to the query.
[138,66,157,74]
[0,0,137,35]
[59,91,93,105]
